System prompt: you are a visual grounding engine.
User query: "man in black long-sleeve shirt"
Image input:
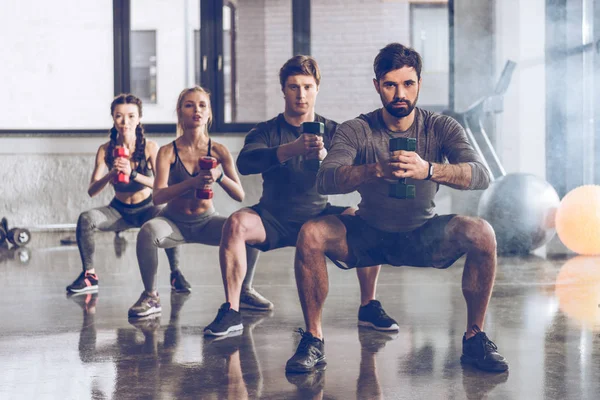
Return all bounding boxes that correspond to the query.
[203,55,398,337]
[285,44,509,374]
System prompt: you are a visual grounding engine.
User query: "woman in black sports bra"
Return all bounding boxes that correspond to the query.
[128,86,271,319]
[66,94,180,295]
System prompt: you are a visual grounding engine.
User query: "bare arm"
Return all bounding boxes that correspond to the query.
[430,163,473,190]
[87,144,117,197]
[212,142,245,202]
[131,140,159,189]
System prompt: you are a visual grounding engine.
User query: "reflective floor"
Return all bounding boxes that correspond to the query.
[1,232,600,400]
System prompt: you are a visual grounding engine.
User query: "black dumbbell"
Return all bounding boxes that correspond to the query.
[389,137,417,199]
[7,228,31,247]
[301,122,325,172]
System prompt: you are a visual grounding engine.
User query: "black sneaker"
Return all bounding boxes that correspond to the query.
[461,325,509,372]
[204,302,243,336]
[285,329,327,373]
[66,271,99,294]
[170,270,191,293]
[358,300,399,331]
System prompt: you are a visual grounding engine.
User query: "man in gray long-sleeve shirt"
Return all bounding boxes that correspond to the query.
[286,43,508,374]
[203,55,399,338]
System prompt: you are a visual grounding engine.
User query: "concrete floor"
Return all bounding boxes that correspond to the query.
[1,232,600,400]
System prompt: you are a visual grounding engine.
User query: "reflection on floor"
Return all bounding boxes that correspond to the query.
[1,232,600,399]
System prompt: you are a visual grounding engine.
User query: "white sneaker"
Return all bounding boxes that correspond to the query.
[240,287,274,311]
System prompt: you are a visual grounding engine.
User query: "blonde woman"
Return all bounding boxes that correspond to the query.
[128,87,270,318]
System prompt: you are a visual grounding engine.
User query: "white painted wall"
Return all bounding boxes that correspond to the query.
[0,0,114,130]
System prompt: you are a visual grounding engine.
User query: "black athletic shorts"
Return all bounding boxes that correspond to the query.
[249,203,348,252]
[333,214,465,269]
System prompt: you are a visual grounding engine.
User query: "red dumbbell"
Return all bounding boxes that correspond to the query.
[195,157,218,199]
[113,147,130,184]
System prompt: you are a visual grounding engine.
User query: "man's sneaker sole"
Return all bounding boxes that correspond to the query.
[66,285,98,294]
[240,301,274,311]
[203,323,244,337]
[128,306,162,318]
[285,357,327,373]
[357,320,400,332]
[460,354,509,372]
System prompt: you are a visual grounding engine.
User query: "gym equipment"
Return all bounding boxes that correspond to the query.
[555,256,600,330]
[195,157,218,199]
[389,137,416,199]
[477,174,559,254]
[0,217,31,247]
[113,147,130,184]
[114,232,128,258]
[555,185,600,255]
[301,121,325,172]
[447,60,560,254]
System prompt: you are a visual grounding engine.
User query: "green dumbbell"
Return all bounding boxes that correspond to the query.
[389,137,416,199]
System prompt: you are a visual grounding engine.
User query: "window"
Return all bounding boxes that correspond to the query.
[410,3,449,109]
[130,31,157,103]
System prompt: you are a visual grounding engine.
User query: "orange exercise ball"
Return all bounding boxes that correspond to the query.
[555,185,600,255]
[555,256,600,330]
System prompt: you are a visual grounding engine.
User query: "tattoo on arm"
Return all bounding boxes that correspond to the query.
[334,164,376,193]
[431,163,472,190]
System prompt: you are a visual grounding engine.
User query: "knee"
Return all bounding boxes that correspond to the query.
[223,212,252,241]
[297,220,327,252]
[77,212,94,231]
[451,216,496,254]
[138,222,160,248]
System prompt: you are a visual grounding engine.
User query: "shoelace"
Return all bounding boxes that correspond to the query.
[472,325,498,353]
[213,304,230,323]
[295,328,314,352]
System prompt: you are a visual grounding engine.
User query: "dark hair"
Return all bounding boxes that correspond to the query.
[279,55,321,90]
[373,43,422,81]
[104,93,146,168]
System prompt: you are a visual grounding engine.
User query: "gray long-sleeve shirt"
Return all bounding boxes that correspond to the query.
[237,113,338,223]
[317,108,491,232]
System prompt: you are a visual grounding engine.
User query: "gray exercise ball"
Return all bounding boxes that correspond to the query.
[477,173,560,254]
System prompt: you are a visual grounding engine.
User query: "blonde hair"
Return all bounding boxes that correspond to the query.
[175,86,213,137]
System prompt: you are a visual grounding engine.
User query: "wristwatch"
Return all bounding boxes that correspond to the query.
[216,171,225,183]
[425,162,434,180]
[130,170,138,180]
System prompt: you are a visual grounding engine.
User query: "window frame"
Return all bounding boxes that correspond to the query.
[0,0,456,134]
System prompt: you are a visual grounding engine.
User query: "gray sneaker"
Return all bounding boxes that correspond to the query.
[128,291,162,318]
[240,287,274,311]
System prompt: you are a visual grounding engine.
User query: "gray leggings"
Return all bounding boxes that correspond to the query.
[76,197,179,272]
[136,207,260,292]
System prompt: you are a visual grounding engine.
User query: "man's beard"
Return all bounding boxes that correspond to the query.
[383,93,419,118]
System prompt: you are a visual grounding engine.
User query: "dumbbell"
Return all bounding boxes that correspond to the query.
[301,121,325,172]
[113,146,130,184]
[1,217,31,247]
[7,228,31,247]
[389,137,416,199]
[195,157,218,199]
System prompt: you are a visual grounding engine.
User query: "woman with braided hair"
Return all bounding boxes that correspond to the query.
[66,93,182,295]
